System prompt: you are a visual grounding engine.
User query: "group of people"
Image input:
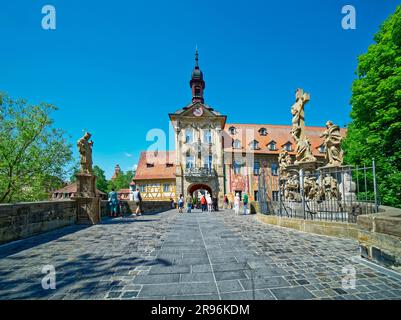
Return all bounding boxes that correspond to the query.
[176,192,250,215]
[108,188,143,217]
[177,193,218,213]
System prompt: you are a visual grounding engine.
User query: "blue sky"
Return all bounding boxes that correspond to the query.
[0,0,399,179]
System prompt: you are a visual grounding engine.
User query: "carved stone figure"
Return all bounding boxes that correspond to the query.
[304,176,321,201]
[291,88,310,142]
[278,149,292,176]
[295,137,317,164]
[322,174,339,200]
[320,121,343,167]
[285,174,300,201]
[77,132,94,174]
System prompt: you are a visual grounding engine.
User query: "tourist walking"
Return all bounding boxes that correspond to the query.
[234,193,240,215]
[170,197,175,209]
[186,194,193,213]
[243,192,249,215]
[223,194,229,210]
[206,194,213,212]
[108,188,119,217]
[212,196,218,211]
[178,194,184,213]
[133,188,142,216]
[200,194,207,212]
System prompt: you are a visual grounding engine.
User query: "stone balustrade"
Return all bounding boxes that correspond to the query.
[357,205,401,272]
[0,200,172,245]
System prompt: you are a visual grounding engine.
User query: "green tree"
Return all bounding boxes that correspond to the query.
[107,170,134,192]
[0,92,73,203]
[93,165,108,193]
[343,5,401,208]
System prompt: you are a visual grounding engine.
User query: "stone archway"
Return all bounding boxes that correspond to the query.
[187,183,213,197]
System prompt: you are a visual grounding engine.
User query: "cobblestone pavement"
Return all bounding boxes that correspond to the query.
[0,209,400,300]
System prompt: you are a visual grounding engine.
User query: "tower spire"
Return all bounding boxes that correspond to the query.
[190,47,205,104]
[195,46,199,67]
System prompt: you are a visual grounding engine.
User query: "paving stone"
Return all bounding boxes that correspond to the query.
[0,209,400,300]
[220,289,275,300]
[180,272,214,283]
[216,280,244,293]
[214,270,248,281]
[271,286,315,300]
[133,274,180,284]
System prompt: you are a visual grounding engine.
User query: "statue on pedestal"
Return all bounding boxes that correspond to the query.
[291,88,310,142]
[77,132,94,174]
[320,121,343,167]
[290,88,317,164]
[74,132,100,225]
[278,148,292,177]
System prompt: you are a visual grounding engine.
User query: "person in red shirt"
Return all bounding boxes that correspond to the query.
[200,195,207,212]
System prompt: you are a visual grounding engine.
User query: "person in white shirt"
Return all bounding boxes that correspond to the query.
[206,194,213,212]
[234,193,240,215]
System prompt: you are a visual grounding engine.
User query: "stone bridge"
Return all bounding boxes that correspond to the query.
[0,209,400,300]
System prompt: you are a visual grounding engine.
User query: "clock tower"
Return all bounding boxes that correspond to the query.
[190,48,206,104]
[169,49,227,207]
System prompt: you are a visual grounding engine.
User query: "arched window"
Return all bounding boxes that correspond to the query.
[195,86,201,97]
[229,126,237,135]
[258,128,268,136]
[232,139,241,149]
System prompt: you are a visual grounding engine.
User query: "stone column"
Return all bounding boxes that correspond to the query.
[72,173,101,224]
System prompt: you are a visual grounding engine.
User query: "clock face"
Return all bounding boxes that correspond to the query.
[193,106,203,117]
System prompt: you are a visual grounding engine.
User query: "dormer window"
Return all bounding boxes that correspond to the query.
[229,126,237,135]
[258,128,268,136]
[318,145,326,153]
[232,139,241,149]
[267,141,277,151]
[146,163,154,168]
[249,140,260,150]
[283,142,293,152]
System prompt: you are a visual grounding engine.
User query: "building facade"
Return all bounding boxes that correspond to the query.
[132,51,346,207]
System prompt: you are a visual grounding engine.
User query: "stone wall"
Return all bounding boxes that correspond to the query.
[357,206,401,272]
[0,201,77,244]
[257,214,359,240]
[124,200,172,213]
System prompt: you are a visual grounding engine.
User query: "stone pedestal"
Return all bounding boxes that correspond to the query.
[318,165,356,202]
[72,173,101,225]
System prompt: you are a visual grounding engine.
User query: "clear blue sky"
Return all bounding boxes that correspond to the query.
[0,0,399,179]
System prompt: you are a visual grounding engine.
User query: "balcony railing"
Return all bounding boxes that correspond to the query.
[184,167,217,180]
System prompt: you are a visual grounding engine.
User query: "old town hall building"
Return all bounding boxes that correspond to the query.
[132,51,343,206]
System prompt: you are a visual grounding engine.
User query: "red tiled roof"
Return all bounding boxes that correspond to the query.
[134,151,176,181]
[223,124,347,156]
[52,182,107,196]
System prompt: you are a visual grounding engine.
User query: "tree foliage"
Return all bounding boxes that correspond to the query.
[343,6,401,208]
[0,93,73,203]
[93,165,108,193]
[107,170,134,192]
